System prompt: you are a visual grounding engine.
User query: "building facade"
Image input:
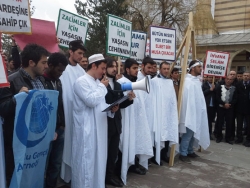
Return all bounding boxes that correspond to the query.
[195,0,250,72]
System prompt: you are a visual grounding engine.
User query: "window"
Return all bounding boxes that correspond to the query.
[237,66,246,72]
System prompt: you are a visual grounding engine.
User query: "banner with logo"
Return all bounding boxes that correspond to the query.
[0,0,32,34]
[56,9,89,48]
[106,14,132,58]
[204,50,230,77]
[149,26,176,61]
[10,90,58,188]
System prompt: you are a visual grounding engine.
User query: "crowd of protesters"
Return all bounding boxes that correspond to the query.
[0,37,249,188]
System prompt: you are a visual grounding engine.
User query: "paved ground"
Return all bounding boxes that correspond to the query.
[109,140,250,188]
[58,140,250,188]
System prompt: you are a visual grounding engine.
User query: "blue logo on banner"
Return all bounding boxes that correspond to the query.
[16,91,54,148]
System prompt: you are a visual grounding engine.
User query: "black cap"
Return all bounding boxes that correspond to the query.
[69,40,87,51]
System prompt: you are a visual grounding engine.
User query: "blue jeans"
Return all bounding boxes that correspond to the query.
[45,127,65,188]
[180,128,195,156]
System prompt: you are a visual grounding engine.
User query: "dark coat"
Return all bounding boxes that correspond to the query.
[105,79,133,135]
[215,84,237,108]
[202,81,216,107]
[235,81,250,114]
[0,69,48,147]
[43,75,65,131]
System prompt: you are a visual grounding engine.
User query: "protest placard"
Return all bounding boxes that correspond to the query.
[130,31,146,63]
[0,0,31,34]
[14,18,59,53]
[0,55,9,88]
[121,31,147,63]
[204,50,230,77]
[56,9,88,48]
[106,14,132,58]
[145,39,162,65]
[150,26,176,61]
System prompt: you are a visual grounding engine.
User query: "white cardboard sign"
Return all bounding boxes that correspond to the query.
[204,51,230,77]
[0,56,9,88]
[149,26,176,61]
[106,14,132,58]
[145,39,162,65]
[56,9,88,48]
[130,31,147,63]
[0,0,31,34]
[121,31,147,63]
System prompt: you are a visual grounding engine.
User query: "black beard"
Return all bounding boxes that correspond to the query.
[106,72,116,79]
[123,72,137,82]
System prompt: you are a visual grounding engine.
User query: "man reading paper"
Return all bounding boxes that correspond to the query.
[71,54,118,188]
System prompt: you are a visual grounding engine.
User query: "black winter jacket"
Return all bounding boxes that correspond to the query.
[105,79,133,134]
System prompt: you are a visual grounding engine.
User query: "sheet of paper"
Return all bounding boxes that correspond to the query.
[102,95,129,112]
[0,55,9,88]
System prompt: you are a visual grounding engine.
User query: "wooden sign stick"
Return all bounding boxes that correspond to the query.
[168,32,188,77]
[169,12,196,167]
[117,56,121,75]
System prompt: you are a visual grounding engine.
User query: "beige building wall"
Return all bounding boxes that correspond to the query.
[214,0,250,33]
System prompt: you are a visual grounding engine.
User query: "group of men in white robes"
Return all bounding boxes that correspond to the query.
[58,44,210,187]
[0,35,210,188]
[116,58,210,185]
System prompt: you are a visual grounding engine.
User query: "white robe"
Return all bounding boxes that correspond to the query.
[151,77,179,165]
[179,74,210,150]
[118,76,153,184]
[137,71,154,146]
[0,118,6,188]
[137,70,145,81]
[59,63,85,182]
[71,74,110,188]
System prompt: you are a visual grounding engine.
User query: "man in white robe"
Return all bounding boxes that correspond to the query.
[151,62,179,165]
[179,60,210,163]
[71,54,118,188]
[117,58,153,185]
[137,57,156,147]
[59,40,86,182]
